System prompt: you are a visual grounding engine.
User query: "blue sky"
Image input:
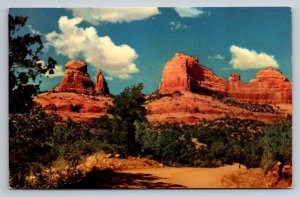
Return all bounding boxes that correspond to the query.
[10,7,292,95]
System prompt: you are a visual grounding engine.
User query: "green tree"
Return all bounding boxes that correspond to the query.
[9,15,56,113]
[260,119,292,177]
[107,83,146,156]
[9,108,56,188]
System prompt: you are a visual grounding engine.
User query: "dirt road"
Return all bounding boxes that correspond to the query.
[67,162,289,188]
[118,164,247,188]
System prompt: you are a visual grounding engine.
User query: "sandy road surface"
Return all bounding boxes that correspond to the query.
[119,164,247,188]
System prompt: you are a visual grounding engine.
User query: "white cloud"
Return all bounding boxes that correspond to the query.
[169,21,188,31]
[229,45,279,70]
[37,60,64,78]
[46,16,139,79]
[208,54,224,60]
[174,8,206,18]
[69,8,160,24]
[45,65,65,78]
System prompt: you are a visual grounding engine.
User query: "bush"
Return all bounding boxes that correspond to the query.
[51,118,124,164]
[70,104,82,113]
[260,119,292,176]
[136,124,201,166]
[215,95,276,114]
[106,83,146,156]
[9,108,56,188]
[135,117,269,168]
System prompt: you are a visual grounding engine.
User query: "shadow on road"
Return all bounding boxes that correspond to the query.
[64,167,185,189]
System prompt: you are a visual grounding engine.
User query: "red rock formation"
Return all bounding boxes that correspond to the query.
[228,67,292,104]
[95,70,109,95]
[160,53,228,95]
[146,91,290,125]
[54,60,95,94]
[159,53,292,104]
[34,92,112,123]
[35,60,112,123]
[54,60,110,95]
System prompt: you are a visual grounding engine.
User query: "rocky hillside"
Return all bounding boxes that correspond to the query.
[147,53,292,125]
[34,60,112,123]
[146,91,289,125]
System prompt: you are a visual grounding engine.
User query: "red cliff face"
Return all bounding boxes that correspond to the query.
[159,53,292,104]
[160,53,228,95]
[228,67,292,104]
[54,60,95,94]
[54,60,109,95]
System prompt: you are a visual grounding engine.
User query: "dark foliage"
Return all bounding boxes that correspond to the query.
[260,117,292,176]
[9,15,57,113]
[215,95,276,113]
[147,90,183,102]
[50,118,124,164]
[135,117,267,168]
[9,108,56,188]
[105,83,147,156]
[70,104,82,113]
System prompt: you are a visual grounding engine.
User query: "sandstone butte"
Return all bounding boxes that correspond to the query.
[159,53,292,104]
[34,60,112,123]
[146,53,292,125]
[54,60,109,95]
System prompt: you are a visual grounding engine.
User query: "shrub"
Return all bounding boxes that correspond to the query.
[51,118,123,163]
[70,104,82,113]
[215,95,276,114]
[106,83,146,156]
[9,108,56,188]
[135,117,270,168]
[260,119,292,176]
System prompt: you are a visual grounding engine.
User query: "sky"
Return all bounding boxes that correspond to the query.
[10,7,292,95]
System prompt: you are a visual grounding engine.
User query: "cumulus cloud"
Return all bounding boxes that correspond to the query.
[229,45,279,70]
[46,16,139,79]
[45,65,65,78]
[69,8,160,24]
[37,60,64,78]
[169,21,187,31]
[208,54,224,60]
[174,7,207,18]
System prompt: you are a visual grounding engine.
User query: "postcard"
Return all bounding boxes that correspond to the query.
[9,7,292,189]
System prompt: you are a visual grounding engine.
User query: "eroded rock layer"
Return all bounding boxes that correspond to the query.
[54,60,95,94]
[34,92,112,123]
[160,53,228,95]
[228,67,292,104]
[54,60,109,95]
[159,53,292,104]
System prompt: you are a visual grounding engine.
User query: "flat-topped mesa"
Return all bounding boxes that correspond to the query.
[159,53,228,95]
[228,67,292,104]
[54,60,109,95]
[159,53,292,104]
